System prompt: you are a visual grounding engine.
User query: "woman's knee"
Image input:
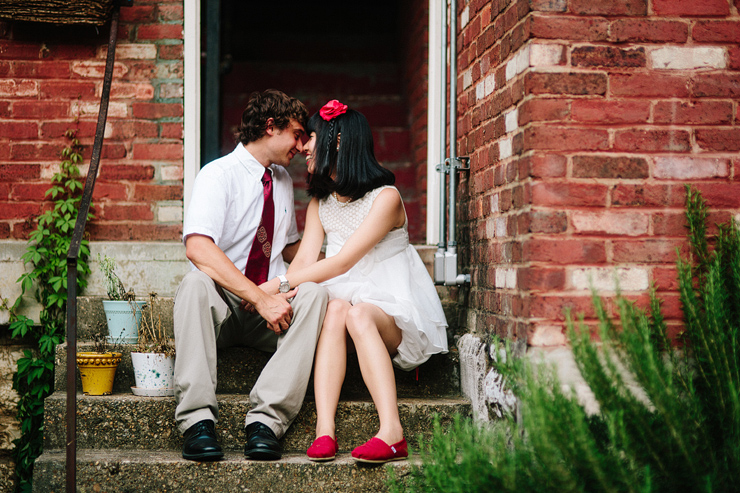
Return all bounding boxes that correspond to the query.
[322,300,350,335]
[345,305,378,338]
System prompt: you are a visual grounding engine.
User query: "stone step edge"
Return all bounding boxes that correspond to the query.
[33,449,415,492]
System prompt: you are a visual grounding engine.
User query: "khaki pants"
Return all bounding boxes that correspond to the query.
[173,270,327,437]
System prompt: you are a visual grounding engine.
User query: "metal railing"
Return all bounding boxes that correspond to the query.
[64,4,121,491]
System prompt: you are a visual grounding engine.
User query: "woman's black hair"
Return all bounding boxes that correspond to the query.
[306,109,395,201]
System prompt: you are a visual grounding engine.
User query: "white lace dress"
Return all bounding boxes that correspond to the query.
[318,185,448,370]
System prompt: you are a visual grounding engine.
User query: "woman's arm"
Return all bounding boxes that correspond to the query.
[287,198,325,273]
[263,188,405,293]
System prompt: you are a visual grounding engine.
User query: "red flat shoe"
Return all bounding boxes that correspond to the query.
[351,437,408,463]
[307,435,338,462]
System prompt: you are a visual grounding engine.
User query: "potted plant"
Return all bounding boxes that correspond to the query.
[98,253,145,344]
[77,327,122,395]
[131,292,176,396]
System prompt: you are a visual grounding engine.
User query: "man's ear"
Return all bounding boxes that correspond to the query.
[265,118,275,136]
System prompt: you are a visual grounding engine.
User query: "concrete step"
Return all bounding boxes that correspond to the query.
[55,342,461,398]
[43,392,470,453]
[33,449,413,493]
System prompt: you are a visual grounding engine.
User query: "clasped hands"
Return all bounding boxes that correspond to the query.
[239,278,297,336]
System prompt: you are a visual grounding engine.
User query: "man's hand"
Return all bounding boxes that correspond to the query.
[252,291,297,335]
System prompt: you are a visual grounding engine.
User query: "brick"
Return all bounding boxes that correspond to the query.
[0,41,43,59]
[609,19,689,43]
[572,100,650,124]
[92,183,129,201]
[519,98,570,123]
[0,79,37,97]
[525,71,607,95]
[10,183,51,201]
[40,121,98,139]
[525,126,609,152]
[10,143,63,161]
[529,43,564,67]
[653,266,679,291]
[10,60,71,78]
[0,164,39,180]
[532,182,608,207]
[158,44,184,60]
[71,61,128,79]
[518,267,566,291]
[520,154,567,178]
[693,21,740,42]
[611,184,686,208]
[692,73,740,98]
[525,237,607,264]
[653,100,733,124]
[612,239,687,263]
[86,223,181,241]
[529,210,568,233]
[572,155,648,179]
[569,0,647,16]
[0,202,41,219]
[75,101,128,119]
[99,164,155,181]
[528,325,567,346]
[529,0,566,12]
[652,212,687,236]
[531,14,609,41]
[652,46,726,70]
[692,183,740,207]
[653,0,729,16]
[99,204,154,221]
[160,123,183,139]
[132,103,183,119]
[614,129,691,152]
[133,184,182,201]
[529,295,601,321]
[611,74,690,98]
[570,267,650,291]
[159,5,184,21]
[39,80,96,99]
[0,122,37,139]
[133,143,183,161]
[696,128,740,152]
[99,44,157,61]
[110,82,155,99]
[159,83,184,99]
[571,211,649,236]
[730,46,740,70]
[136,24,183,41]
[571,46,646,68]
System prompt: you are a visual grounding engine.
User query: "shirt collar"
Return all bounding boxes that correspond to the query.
[235,143,274,178]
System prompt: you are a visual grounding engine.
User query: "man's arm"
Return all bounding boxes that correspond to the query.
[281,239,301,264]
[185,234,294,334]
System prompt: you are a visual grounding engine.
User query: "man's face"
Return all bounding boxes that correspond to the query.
[266,118,305,167]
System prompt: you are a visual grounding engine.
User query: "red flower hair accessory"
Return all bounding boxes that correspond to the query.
[319,100,348,121]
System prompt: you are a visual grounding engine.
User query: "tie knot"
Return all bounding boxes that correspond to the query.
[262,169,272,186]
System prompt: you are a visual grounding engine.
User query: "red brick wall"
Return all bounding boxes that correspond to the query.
[401,0,431,242]
[457,0,740,346]
[0,1,184,241]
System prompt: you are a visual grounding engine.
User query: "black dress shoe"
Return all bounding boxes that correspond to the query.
[244,422,282,460]
[182,419,224,461]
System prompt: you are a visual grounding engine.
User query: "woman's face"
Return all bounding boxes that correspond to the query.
[304,131,317,174]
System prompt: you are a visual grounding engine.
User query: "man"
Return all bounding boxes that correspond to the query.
[174,89,328,461]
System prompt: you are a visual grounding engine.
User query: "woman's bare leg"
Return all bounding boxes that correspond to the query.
[313,299,351,439]
[345,303,404,445]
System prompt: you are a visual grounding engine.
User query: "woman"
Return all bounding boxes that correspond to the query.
[260,100,448,463]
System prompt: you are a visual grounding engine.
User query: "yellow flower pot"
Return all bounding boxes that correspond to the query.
[77,351,122,395]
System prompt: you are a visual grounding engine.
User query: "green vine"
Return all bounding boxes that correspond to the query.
[7,129,92,492]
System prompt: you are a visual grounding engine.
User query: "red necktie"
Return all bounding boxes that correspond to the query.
[245,169,274,285]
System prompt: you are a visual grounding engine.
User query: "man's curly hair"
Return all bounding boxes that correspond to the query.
[236,89,308,145]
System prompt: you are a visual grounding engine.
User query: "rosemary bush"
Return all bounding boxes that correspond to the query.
[391,186,740,493]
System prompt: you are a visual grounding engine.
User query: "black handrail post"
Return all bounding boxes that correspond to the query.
[64,4,121,491]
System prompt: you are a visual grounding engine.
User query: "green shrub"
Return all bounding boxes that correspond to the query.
[390,186,740,493]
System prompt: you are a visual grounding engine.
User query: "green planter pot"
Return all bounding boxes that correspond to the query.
[102,300,146,344]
